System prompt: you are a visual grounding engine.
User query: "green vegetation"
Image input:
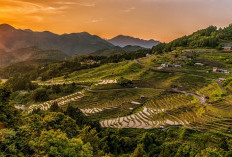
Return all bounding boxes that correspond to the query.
[0,86,231,156]
[152,24,232,53]
[1,25,232,156]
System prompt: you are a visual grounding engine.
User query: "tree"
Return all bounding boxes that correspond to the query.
[78,126,102,154]
[196,147,223,157]
[5,75,33,91]
[42,112,78,138]
[152,43,166,54]
[130,144,147,157]
[31,88,49,102]
[0,86,20,127]
[117,77,133,87]
[29,129,93,157]
[49,102,60,112]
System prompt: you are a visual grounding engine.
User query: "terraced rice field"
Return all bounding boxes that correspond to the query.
[191,114,232,132]
[211,98,232,111]
[28,91,85,113]
[95,79,117,86]
[99,94,196,129]
[98,93,232,131]
[29,79,232,131]
[197,82,226,102]
[73,88,162,111]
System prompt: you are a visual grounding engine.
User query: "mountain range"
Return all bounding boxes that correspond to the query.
[108,35,160,48]
[0,24,160,67]
[0,24,114,55]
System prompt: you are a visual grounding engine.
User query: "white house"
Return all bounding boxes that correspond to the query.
[195,63,204,66]
[222,46,231,51]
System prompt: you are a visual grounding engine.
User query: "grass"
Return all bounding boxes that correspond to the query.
[52,61,148,82]
[197,82,227,102]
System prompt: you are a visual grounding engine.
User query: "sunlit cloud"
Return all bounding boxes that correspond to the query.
[54,1,96,7]
[123,7,135,13]
[90,18,103,23]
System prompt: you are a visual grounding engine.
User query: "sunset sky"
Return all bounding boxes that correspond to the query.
[1,0,232,42]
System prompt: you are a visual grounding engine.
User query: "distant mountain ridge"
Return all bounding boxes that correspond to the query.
[0,24,114,55]
[108,35,160,48]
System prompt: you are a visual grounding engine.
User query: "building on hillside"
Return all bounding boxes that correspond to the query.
[167,64,174,67]
[222,46,231,51]
[161,64,167,68]
[15,105,26,110]
[213,67,218,72]
[146,53,154,57]
[81,60,97,65]
[219,78,226,81]
[195,63,204,66]
[174,65,182,68]
[161,64,181,68]
[213,67,230,74]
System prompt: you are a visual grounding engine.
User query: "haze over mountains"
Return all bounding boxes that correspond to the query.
[0,47,68,67]
[0,24,114,55]
[0,24,159,55]
[108,35,160,48]
[0,24,160,67]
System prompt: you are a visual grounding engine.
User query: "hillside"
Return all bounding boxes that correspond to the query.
[30,50,232,132]
[1,47,232,156]
[108,35,160,48]
[0,49,15,67]
[152,24,232,53]
[0,47,69,67]
[0,24,114,55]
[91,45,145,56]
[10,47,69,61]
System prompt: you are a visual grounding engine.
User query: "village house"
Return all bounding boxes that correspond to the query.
[174,65,182,68]
[219,78,226,81]
[195,63,204,66]
[161,64,181,68]
[213,67,218,72]
[81,60,97,65]
[213,67,230,74]
[161,64,167,68]
[182,50,193,53]
[222,46,231,51]
[146,53,154,57]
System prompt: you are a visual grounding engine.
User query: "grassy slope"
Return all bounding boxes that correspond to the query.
[36,51,232,132]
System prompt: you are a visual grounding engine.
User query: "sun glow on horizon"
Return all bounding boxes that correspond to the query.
[1,0,232,42]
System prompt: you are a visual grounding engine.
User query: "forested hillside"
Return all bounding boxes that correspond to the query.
[152,24,232,53]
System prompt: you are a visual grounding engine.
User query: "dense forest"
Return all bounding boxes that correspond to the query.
[152,24,232,53]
